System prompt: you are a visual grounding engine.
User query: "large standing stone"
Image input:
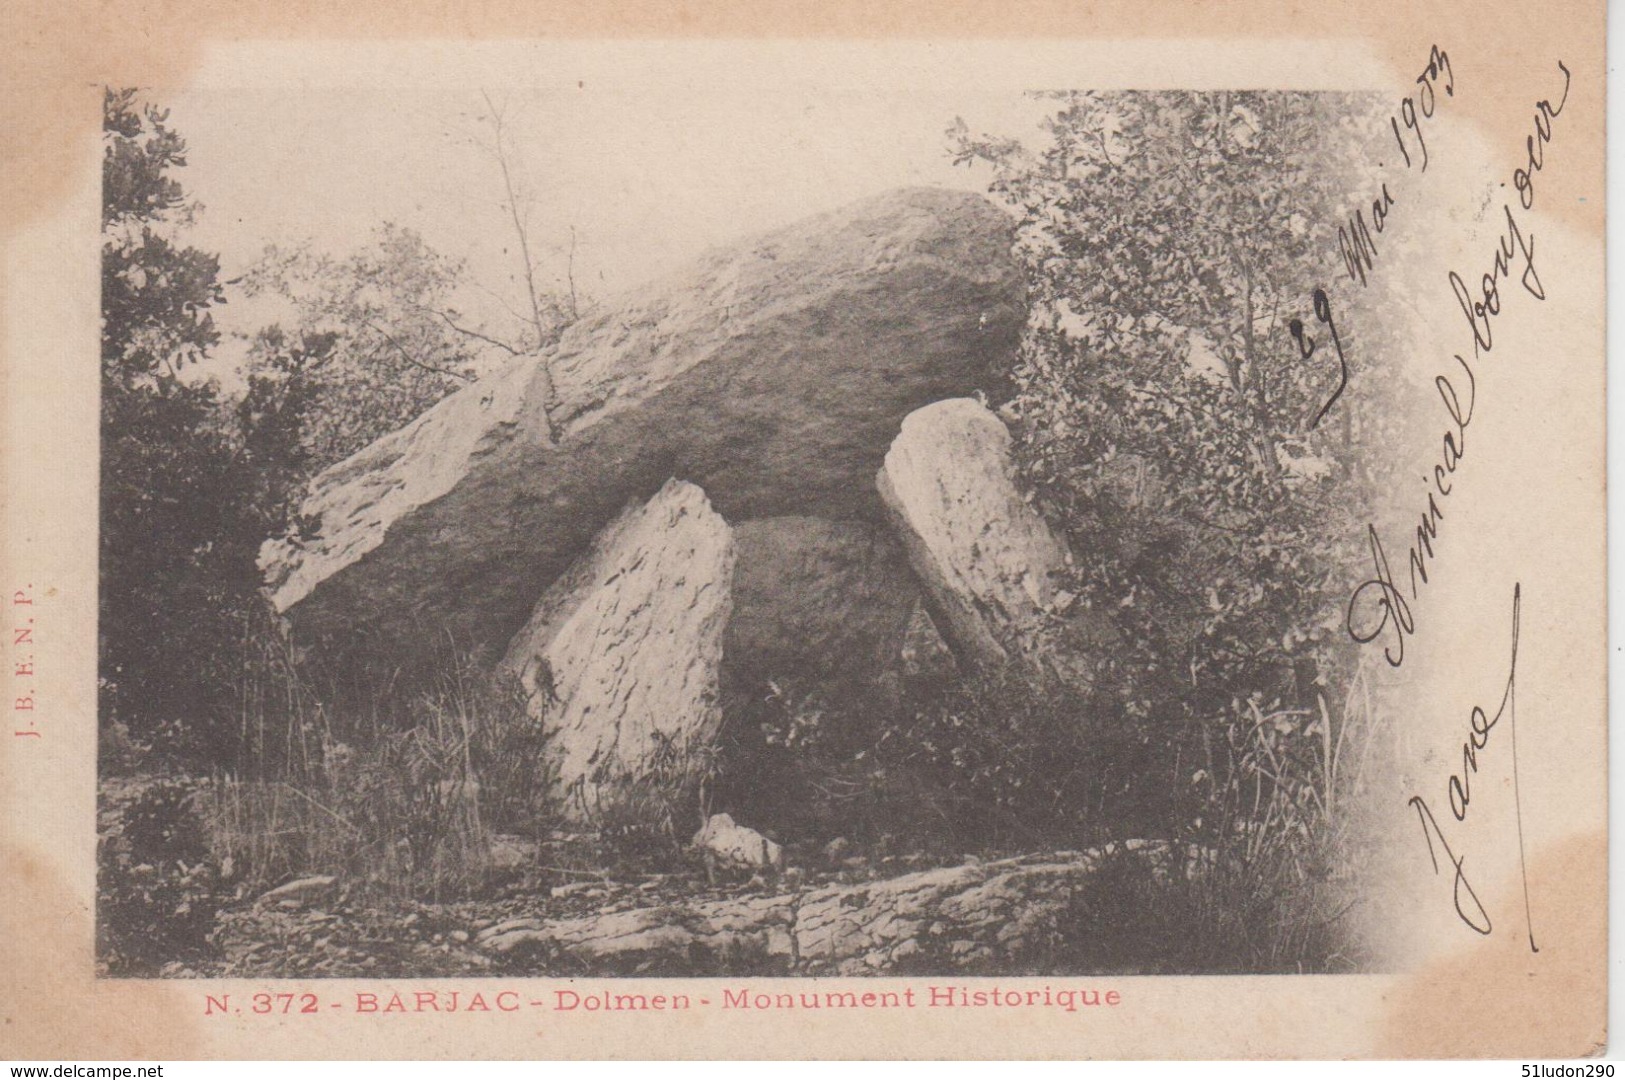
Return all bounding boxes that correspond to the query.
[499,479,736,820]
[261,188,1022,675]
[876,398,1072,670]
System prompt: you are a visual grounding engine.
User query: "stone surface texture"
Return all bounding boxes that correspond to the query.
[724,516,919,694]
[691,813,786,874]
[499,479,736,820]
[876,398,1073,670]
[476,843,1190,974]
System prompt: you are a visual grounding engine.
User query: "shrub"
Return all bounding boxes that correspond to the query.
[566,734,723,871]
[936,88,1402,971]
[880,663,1184,849]
[97,779,223,975]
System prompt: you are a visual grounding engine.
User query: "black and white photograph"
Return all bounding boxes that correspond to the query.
[94,69,1416,981]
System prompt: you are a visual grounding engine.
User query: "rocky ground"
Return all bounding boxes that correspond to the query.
[100,777,1194,980]
[194,844,1178,980]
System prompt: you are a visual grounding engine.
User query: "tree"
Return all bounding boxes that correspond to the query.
[235,326,336,534]
[100,89,296,764]
[239,225,491,471]
[101,90,222,387]
[950,92,1400,824]
[465,90,588,443]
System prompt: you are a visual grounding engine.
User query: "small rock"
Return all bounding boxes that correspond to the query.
[691,813,784,873]
[488,834,538,871]
[823,837,852,864]
[258,875,338,907]
[449,930,470,945]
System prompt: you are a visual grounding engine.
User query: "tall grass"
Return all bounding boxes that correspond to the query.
[1164,657,1394,972]
[203,629,554,903]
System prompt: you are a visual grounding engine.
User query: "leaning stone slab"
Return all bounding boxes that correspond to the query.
[876,398,1073,670]
[500,479,736,821]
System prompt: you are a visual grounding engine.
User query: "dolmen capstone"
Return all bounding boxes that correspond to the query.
[260,187,1119,819]
[261,187,1026,676]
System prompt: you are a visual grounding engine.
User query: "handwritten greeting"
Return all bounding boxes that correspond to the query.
[1345,57,1570,667]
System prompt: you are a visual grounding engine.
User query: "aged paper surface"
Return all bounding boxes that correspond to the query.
[0,0,1606,1061]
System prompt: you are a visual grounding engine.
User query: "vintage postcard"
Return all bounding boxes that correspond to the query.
[0,0,1607,1060]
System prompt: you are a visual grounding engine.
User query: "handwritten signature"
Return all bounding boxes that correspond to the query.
[1408,583,1538,951]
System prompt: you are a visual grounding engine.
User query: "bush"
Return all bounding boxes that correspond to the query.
[98,779,224,975]
[877,664,1180,849]
[937,89,1400,970]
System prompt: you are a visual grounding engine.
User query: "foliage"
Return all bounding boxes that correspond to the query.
[883,665,1178,847]
[568,737,724,870]
[99,89,303,764]
[202,651,553,902]
[234,327,334,530]
[935,91,1407,966]
[101,90,219,386]
[97,779,223,975]
[950,91,1393,819]
[239,226,491,470]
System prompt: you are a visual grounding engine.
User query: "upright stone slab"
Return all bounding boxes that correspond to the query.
[500,479,736,820]
[876,398,1072,671]
[261,188,1023,677]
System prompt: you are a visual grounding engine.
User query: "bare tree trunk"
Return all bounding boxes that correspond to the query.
[480,90,564,445]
